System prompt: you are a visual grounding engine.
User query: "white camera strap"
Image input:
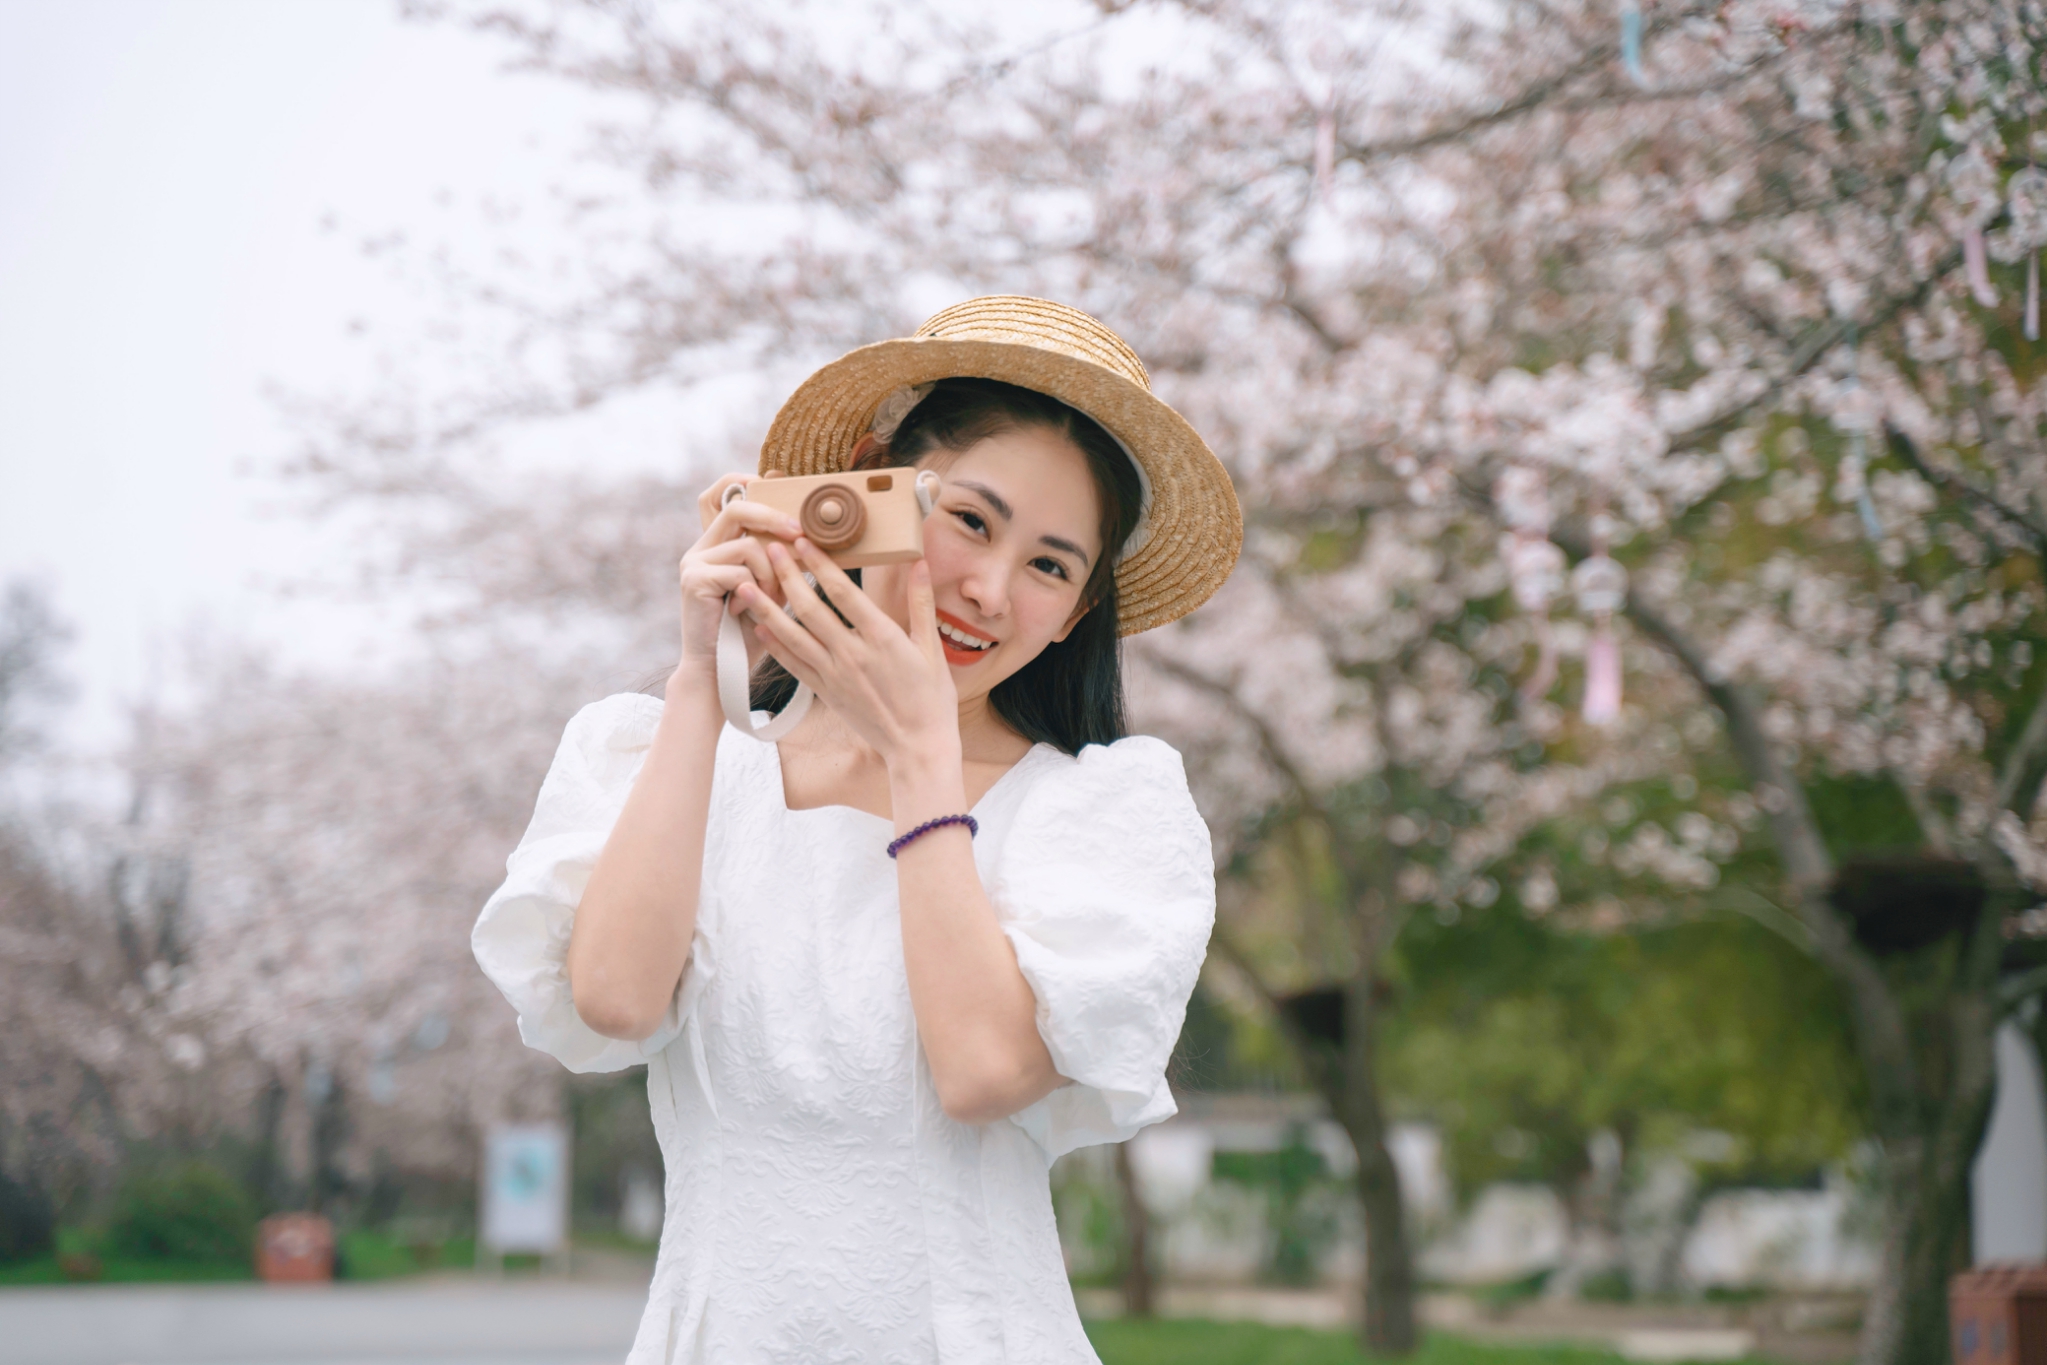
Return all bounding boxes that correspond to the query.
[716,481,814,742]
[717,602,813,742]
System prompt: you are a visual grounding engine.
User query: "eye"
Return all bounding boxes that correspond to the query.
[953,509,988,537]
[1031,556,1072,581]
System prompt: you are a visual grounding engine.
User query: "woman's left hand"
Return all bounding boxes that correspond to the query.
[737,538,961,766]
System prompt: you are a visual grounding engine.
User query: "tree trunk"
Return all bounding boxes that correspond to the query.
[1547,1130,1623,1300]
[1859,1105,1992,1365]
[251,1072,288,1213]
[1114,1139,1156,1318]
[1625,598,2018,1365]
[1343,959,1417,1354]
[1857,907,2003,1365]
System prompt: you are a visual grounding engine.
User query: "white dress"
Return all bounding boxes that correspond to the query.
[471,693,1215,1365]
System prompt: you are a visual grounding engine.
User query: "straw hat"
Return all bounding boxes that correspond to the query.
[758,296,1243,635]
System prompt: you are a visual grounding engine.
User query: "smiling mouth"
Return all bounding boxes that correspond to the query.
[937,616,995,659]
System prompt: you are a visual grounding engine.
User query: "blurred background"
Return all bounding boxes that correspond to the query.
[4,3,2046,1364]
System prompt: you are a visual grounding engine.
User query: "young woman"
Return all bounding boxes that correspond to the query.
[473,297,1242,1364]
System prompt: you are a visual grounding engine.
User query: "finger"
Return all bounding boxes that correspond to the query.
[766,540,850,642]
[738,579,831,675]
[685,565,766,609]
[905,558,944,666]
[756,624,826,695]
[696,536,786,603]
[790,537,895,635]
[697,473,753,532]
[708,499,805,546]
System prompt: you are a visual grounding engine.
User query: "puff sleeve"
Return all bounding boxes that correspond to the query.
[472,692,686,1073]
[989,736,1216,1161]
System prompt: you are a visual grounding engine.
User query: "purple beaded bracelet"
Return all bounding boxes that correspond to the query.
[887,813,979,859]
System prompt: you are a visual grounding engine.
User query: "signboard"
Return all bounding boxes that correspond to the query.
[480,1122,570,1255]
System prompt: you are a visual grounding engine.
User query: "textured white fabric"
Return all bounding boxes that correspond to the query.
[471,693,1215,1365]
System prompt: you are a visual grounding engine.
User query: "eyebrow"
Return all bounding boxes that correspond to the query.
[953,479,1094,568]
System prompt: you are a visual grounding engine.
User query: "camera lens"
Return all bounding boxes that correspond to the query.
[801,484,866,549]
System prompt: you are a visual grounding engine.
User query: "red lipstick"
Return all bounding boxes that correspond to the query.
[935,609,998,667]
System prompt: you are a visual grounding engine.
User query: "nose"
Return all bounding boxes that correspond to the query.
[956,551,1011,623]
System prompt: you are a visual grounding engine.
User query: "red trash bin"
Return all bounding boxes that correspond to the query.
[256,1212,334,1283]
[1952,1265,2047,1365]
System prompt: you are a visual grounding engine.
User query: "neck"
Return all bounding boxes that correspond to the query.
[954,689,1019,761]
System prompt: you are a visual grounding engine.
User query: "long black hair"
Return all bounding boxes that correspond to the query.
[750,377,1142,755]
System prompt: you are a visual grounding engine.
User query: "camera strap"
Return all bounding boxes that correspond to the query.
[715,479,813,742]
[720,601,814,740]
[717,601,813,742]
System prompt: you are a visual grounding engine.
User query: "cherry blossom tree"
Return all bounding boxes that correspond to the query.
[0,584,232,1226]
[114,643,610,1208]
[251,0,2047,1355]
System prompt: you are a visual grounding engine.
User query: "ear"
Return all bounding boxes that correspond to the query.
[1052,596,1094,645]
[849,433,886,467]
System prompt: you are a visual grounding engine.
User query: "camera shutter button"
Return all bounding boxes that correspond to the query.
[800,484,866,549]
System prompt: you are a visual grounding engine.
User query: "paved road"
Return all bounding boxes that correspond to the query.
[2,1279,1815,1365]
[1,1281,647,1365]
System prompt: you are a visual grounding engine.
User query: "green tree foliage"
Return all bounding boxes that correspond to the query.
[1388,907,1865,1201]
[107,1161,256,1266]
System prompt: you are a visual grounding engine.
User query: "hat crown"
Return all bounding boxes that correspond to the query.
[915,296,1152,393]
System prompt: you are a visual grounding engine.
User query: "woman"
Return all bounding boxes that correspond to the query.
[472,297,1242,1364]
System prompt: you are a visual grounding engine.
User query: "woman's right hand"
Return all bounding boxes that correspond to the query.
[674,474,805,681]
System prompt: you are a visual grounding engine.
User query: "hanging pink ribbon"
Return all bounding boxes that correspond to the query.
[1571,534,1629,727]
[1965,226,1998,308]
[1524,613,1560,703]
[2028,252,2040,342]
[1583,627,1622,725]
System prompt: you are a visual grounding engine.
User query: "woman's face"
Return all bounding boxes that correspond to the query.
[864,425,1103,704]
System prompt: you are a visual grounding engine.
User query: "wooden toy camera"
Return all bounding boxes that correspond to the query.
[726,468,940,568]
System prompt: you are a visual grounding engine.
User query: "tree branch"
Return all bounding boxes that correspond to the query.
[1664,254,1958,457]
[1893,772,1956,857]
[1334,4,1718,165]
[1149,654,1330,824]
[1701,884,1817,953]
[1883,421,2047,557]
[1206,911,1342,1106]
[1605,590,1927,1129]
[1996,682,2047,823]
[1620,595,1834,888]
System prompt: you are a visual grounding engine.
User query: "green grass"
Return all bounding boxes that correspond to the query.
[1085,1322,1635,1365]
[333,1232,478,1280]
[568,1228,661,1256]
[0,1230,615,1286]
[0,1253,254,1286]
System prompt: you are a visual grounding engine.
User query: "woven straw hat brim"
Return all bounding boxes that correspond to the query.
[760,335,1242,635]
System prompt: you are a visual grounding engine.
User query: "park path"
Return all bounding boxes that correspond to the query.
[1,1280,646,1365]
[2,1277,1859,1365]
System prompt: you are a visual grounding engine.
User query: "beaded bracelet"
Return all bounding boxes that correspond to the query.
[887,813,979,859]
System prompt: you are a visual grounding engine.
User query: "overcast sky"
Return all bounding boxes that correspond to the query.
[0,0,608,749]
[0,0,1204,759]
